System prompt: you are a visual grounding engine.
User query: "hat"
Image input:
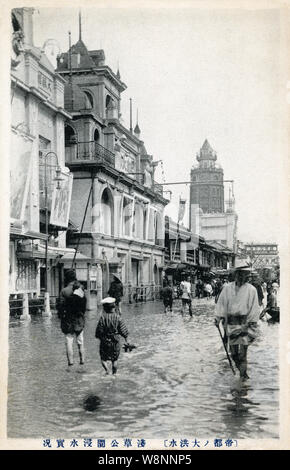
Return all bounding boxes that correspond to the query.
[112,273,122,282]
[233,259,252,271]
[101,297,116,305]
[65,269,77,282]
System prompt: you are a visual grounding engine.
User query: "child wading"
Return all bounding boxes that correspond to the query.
[95,297,129,375]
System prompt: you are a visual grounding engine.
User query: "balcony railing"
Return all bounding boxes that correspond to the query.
[152,180,164,196]
[65,141,115,167]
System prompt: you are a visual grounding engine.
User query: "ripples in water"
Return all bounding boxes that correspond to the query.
[7,300,279,439]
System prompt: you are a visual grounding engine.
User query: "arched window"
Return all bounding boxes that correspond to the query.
[83,90,94,109]
[133,203,144,239]
[100,188,114,236]
[105,94,116,116]
[154,264,158,285]
[106,94,112,108]
[93,128,100,143]
[155,212,163,245]
[65,124,76,145]
[64,125,77,162]
[122,197,133,237]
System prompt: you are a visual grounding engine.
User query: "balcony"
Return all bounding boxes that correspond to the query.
[152,180,164,196]
[65,141,115,167]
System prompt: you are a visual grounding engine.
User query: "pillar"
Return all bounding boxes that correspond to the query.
[20,293,31,320]
[43,291,51,317]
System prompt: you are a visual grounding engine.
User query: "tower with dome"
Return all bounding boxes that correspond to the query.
[189,140,238,252]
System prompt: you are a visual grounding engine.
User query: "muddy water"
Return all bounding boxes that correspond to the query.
[8,299,279,439]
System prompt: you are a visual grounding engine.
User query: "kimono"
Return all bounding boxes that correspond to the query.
[95,312,128,361]
[215,281,260,346]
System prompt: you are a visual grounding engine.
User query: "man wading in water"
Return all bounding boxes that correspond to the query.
[214,262,260,380]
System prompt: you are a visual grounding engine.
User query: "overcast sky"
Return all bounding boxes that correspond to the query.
[32,5,285,243]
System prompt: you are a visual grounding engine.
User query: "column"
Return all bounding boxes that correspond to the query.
[20,293,31,321]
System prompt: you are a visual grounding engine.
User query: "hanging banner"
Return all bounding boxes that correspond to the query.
[50,171,73,228]
[178,197,186,222]
[10,132,33,221]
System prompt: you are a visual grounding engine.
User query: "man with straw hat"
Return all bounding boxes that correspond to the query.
[214,260,260,380]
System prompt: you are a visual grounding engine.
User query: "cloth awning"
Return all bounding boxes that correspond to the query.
[166,218,191,242]
[10,224,48,241]
[165,263,188,271]
[60,251,105,264]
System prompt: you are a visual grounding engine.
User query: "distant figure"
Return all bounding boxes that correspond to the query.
[95,297,129,375]
[263,285,280,323]
[215,278,223,303]
[250,273,264,308]
[180,276,193,316]
[260,282,268,317]
[195,279,203,299]
[60,281,87,366]
[204,282,213,300]
[161,280,174,313]
[108,274,124,314]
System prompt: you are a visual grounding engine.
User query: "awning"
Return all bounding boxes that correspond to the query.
[107,257,123,265]
[166,218,191,241]
[165,263,188,271]
[60,251,105,264]
[10,225,48,241]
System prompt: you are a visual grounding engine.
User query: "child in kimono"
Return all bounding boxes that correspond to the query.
[95,297,129,375]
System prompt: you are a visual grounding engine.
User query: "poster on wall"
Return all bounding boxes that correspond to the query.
[10,132,33,221]
[50,171,73,228]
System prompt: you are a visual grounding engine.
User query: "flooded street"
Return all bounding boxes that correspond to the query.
[8,299,279,440]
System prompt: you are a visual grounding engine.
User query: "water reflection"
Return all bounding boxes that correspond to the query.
[7,300,279,439]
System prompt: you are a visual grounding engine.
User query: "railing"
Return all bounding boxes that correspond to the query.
[65,141,115,167]
[123,284,162,303]
[9,293,59,317]
[152,180,164,196]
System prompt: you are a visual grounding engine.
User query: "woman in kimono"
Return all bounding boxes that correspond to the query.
[95,297,129,375]
[215,263,260,380]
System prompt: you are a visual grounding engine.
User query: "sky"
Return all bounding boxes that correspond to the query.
[32,4,286,243]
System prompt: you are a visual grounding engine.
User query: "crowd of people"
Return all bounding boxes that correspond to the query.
[162,272,279,318]
[161,264,280,381]
[57,266,279,380]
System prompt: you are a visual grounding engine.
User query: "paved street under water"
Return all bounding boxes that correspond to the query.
[7,299,279,440]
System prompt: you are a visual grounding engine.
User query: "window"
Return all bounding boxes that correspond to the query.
[133,203,144,239]
[122,196,133,237]
[100,188,114,236]
[83,90,94,109]
[39,136,55,210]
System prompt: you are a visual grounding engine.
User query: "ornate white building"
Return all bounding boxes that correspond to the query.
[56,23,168,307]
[10,8,72,315]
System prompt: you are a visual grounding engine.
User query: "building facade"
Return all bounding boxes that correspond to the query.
[189,140,238,252]
[164,216,235,283]
[10,9,73,316]
[244,243,279,269]
[56,30,168,307]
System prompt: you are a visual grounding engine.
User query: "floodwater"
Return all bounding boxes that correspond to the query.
[7,299,279,439]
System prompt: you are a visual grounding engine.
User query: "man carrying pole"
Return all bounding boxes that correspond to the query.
[214,261,260,380]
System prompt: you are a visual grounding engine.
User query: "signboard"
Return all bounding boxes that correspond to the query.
[50,171,73,228]
[10,132,33,221]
